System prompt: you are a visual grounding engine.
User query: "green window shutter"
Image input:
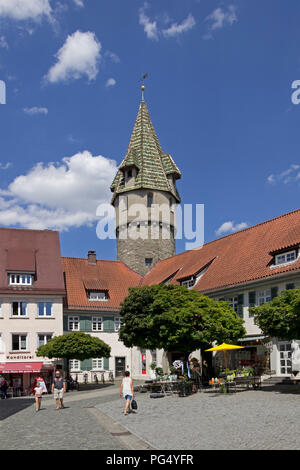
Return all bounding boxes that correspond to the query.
[103,357,109,370]
[84,316,92,332]
[237,294,244,318]
[81,359,92,371]
[249,291,256,308]
[63,315,68,331]
[286,283,295,290]
[103,316,115,332]
[271,286,278,300]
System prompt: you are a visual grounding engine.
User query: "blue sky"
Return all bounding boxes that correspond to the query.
[0,0,300,261]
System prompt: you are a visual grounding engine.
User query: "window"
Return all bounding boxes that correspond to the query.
[38,302,53,317]
[181,278,196,288]
[8,273,33,286]
[69,360,80,371]
[114,317,121,332]
[275,250,297,266]
[127,170,132,178]
[11,302,27,317]
[147,193,153,207]
[145,258,153,267]
[68,316,79,331]
[92,317,103,331]
[38,334,53,347]
[12,334,27,351]
[88,291,108,301]
[258,290,271,305]
[0,333,3,352]
[92,358,103,370]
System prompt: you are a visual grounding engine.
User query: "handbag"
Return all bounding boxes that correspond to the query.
[131,398,138,410]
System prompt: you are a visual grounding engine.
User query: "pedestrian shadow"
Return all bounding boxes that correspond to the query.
[0,398,34,420]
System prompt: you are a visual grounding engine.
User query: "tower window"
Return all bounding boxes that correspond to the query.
[147,193,153,207]
[127,169,132,178]
[145,258,153,267]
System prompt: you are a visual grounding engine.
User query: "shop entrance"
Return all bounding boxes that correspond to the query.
[115,357,126,377]
[278,342,292,375]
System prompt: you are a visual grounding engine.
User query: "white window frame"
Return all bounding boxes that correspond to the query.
[258,289,272,305]
[114,317,121,332]
[92,316,103,331]
[37,302,54,317]
[88,292,108,302]
[92,358,103,370]
[69,359,80,371]
[68,316,79,331]
[11,301,28,317]
[8,273,33,286]
[181,278,196,288]
[37,333,53,348]
[274,250,297,267]
[11,333,28,352]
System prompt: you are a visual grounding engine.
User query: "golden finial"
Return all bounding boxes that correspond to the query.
[139,73,148,101]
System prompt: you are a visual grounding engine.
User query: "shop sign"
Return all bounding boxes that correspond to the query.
[6,355,34,360]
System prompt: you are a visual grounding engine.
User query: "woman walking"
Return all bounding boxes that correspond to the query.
[34,381,43,412]
[120,371,134,416]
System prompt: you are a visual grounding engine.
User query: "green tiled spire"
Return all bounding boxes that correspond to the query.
[111,94,181,203]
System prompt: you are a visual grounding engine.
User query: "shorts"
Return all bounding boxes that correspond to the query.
[54,389,64,400]
[125,394,132,400]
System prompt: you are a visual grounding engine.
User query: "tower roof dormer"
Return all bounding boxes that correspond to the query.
[110,87,181,203]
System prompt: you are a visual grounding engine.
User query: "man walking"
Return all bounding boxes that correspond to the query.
[51,370,66,410]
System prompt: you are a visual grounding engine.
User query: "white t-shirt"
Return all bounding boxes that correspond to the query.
[34,386,43,396]
[122,377,132,397]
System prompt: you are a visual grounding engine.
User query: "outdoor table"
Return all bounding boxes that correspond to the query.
[149,381,179,395]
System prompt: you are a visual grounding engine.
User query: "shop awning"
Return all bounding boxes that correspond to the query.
[0,362,53,373]
[238,336,265,342]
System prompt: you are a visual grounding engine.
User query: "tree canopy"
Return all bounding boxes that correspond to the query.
[37,332,111,362]
[251,287,300,340]
[118,284,246,356]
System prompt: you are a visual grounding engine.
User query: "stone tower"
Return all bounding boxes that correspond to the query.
[110,86,181,276]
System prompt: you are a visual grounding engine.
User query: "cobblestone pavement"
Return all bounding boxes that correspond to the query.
[96,386,300,450]
[0,384,126,450]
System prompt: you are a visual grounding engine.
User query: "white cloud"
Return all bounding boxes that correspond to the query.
[0,162,11,170]
[205,5,237,32]
[0,0,52,21]
[105,51,120,63]
[73,0,84,6]
[162,13,196,38]
[267,164,300,185]
[216,221,248,236]
[139,5,159,41]
[139,5,195,41]
[0,35,8,48]
[0,151,118,230]
[45,30,101,84]
[106,78,116,88]
[23,106,48,115]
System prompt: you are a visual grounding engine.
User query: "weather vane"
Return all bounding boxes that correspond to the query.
[139,73,148,100]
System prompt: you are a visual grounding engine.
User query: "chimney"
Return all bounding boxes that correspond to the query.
[88,251,97,265]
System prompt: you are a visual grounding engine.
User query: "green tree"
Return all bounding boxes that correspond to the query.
[37,332,111,379]
[251,287,300,340]
[119,284,246,360]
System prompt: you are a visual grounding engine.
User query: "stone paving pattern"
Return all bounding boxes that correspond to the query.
[1,384,300,450]
[0,385,125,450]
[96,386,300,450]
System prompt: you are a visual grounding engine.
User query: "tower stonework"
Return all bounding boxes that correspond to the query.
[110,89,181,276]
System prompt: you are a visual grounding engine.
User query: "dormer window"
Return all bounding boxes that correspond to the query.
[147,193,153,207]
[88,291,108,301]
[275,250,297,265]
[181,278,195,288]
[8,273,33,286]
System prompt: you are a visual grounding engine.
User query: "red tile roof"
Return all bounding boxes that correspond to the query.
[62,257,142,311]
[142,209,300,292]
[0,228,65,295]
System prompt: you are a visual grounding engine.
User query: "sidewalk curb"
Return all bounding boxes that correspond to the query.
[86,407,154,450]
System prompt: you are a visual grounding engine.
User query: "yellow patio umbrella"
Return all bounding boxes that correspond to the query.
[205,343,245,371]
